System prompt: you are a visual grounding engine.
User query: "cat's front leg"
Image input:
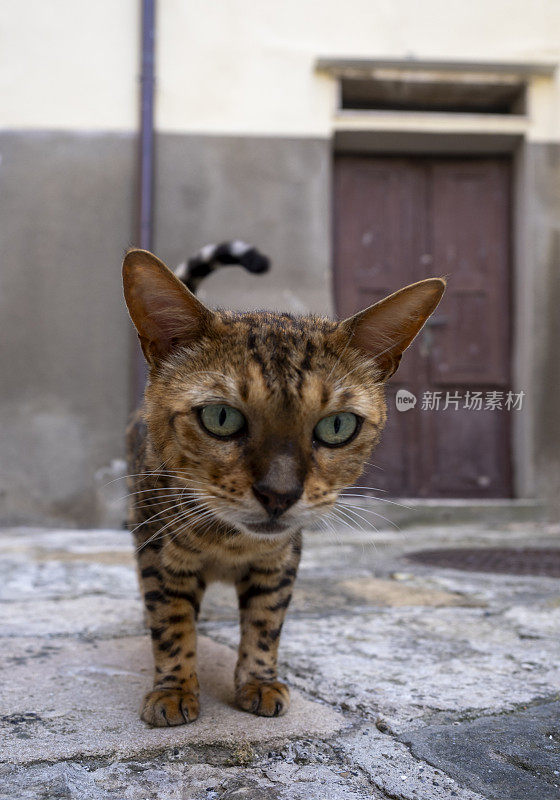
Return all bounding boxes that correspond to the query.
[234,535,301,717]
[138,554,206,727]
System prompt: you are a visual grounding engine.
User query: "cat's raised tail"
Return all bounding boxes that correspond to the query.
[174,241,270,294]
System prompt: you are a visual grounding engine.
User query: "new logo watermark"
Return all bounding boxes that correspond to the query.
[395,389,417,412]
[395,390,525,412]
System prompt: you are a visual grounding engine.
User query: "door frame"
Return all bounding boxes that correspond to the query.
[330,131,533,499]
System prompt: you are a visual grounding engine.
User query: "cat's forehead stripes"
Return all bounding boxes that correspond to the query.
[213,311,341,402]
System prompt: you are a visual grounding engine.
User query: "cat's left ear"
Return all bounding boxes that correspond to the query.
[340,278,446,380]
[123,248,213,366]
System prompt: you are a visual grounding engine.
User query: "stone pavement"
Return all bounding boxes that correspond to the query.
[0,520,559,799]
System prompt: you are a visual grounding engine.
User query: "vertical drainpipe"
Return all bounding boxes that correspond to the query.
[139,0,155,252]
[132,0,156,407]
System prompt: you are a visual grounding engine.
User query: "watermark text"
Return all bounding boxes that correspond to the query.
[395,390,525,412]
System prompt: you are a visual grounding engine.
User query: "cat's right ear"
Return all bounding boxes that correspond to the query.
[122,249,213,366]
[339,278,446,380]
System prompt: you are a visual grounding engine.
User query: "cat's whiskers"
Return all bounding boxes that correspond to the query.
[340,493,413,511]
[134,499,186,512]
[165,498,234,545]
[145,467,212,478]
[117,472,210,487]
[164,505,218,544]
[326,509,380,555]
[131,512,188,553]
[105,456,176,486]
[133,489,199,503]
[318,514,344,547]
[115,462,211,481]
[118,483,209,502]
[342,484,388,492]
[130,489,216,541]
[332,504,377,535]
[130,501,192,543]
[350,507,407,552]
[134,491,215,510]
[324,507,364,536]
[135,502,217,553]
[125,484,208,497]
[124,487,204,501]
[192,503,236,539]
[337,500,401,532]
[361,461,384,471]
[335,510,380,556]
[136,512,193,554]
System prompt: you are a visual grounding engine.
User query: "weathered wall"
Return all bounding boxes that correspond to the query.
[526,143,560,514]
[0,132,135,525]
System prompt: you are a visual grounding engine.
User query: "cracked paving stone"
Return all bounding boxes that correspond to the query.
[0,758,379,800]
[400,700,560,800]
[342,725,487,800]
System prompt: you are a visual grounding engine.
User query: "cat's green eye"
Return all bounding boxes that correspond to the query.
[314,412,359,447]
[199,404,246,438]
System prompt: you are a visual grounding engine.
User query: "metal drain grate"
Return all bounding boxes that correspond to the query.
[405,547,560,577]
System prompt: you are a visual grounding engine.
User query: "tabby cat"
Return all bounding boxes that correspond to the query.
[123,244,445,726]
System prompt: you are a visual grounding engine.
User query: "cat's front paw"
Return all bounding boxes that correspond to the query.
[235,680,290,717]
[141,689,200,726]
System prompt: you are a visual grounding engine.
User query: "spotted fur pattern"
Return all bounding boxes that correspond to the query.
[123,248,445,726]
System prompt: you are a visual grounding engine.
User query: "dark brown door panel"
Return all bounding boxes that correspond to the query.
[334,155,511,497]
[420,401,511,497]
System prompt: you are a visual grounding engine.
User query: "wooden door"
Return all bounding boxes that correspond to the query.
[334,156,511,497]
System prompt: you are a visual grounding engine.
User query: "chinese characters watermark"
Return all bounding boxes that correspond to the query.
[395,389,525,412]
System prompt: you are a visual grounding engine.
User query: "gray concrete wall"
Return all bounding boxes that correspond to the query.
[0,131,135,525]
[525,143,560,517]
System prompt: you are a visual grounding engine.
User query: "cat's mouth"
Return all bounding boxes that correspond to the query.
[244,519,290,534]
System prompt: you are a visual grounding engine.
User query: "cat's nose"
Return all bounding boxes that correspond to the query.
[252,482,303,519]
